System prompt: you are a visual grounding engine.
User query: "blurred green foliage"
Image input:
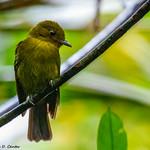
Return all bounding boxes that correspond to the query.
[0,13,150,150]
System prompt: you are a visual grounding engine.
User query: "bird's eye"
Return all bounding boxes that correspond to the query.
[50,30,56,36]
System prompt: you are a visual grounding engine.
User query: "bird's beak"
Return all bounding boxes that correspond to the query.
[59,40,72,47]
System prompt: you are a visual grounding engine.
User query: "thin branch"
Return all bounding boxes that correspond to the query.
[0,97,18,116]
[0,0,45,11]
[93,0,102,31]
[61,0,147,73]
[0,0,150,127]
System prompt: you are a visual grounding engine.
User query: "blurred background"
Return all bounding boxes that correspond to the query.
[0,0,150,150]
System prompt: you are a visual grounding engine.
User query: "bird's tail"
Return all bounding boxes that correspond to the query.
[28,104,52,142]
[27,88,59,142]
[48,88,60,119]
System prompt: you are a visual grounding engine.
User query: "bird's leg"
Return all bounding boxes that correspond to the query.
[27,96,35,106]
[49,78,60,89]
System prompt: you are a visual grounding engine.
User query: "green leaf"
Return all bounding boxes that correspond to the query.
[97,108,127,150]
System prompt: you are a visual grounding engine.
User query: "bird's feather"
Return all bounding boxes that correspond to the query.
[14,41,27,116]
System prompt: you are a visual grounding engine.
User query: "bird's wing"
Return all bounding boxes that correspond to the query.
[48,53,60,119]
[14,41,27,104]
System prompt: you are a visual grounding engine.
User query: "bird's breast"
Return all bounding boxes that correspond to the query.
[18,38,60,94]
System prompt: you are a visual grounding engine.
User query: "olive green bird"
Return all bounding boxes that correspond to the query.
[14,20,71,142]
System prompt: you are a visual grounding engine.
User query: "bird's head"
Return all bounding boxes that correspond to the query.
[29,20,72,48]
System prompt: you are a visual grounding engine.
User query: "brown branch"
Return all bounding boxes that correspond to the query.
[0,0,45,11]
[0,0,150,127]
[93,0,102,31]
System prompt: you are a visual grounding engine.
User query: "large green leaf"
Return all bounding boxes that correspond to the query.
[97,108,127,150]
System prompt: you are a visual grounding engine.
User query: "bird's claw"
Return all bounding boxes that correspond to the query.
[27,96,35,106]
[49,78,60,88]
[49,80,55,88]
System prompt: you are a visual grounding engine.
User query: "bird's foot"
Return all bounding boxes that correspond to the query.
[49,78,60,88]
[27,96,35,106]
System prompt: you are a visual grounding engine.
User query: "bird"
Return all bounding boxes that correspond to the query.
[14,20,71,142]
